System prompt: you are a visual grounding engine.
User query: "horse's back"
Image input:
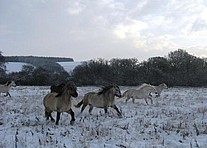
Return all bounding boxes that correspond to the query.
[123,89,136,97]
[131,89,146,98]
[85,92,107,108]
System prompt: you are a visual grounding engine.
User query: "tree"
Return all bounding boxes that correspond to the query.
[33,67,49,85]
[142,57,171,85]
[167,49,207,86]
[0,51,6,83]
[72,59,111,85]
[17,65,35,85]
[110,58,139,85]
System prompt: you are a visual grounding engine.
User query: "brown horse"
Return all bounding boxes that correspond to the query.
[75,85,122,117]
[43,82,78,125]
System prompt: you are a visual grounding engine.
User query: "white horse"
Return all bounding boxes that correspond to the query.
[153,83,168,97]
[0,81,16,97]
[122,83,158,105]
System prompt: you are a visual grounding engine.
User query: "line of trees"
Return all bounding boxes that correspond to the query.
[1,49,207,86]
[72,49,207,86]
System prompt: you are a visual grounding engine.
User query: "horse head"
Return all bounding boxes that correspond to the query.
[113,85,121,98]
[160,83,168,89]
[66,82,78,98]
[141,84,158,97]
[55,82,78,98]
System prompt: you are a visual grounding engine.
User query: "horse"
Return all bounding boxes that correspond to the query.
[43,82,78,125]
[0,81,16,97]
[50,83,65,93]
[122,83,158,105]
[153,83,168,97]
[75,85,122,117]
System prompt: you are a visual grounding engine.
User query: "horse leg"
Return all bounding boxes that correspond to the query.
[81,104,87,113]
[89,105,93,115]
[4,92,9,97]
[45,111,50,120]
[8,92,11,97]
[148,96,153,104]
[67,109,75,125]
[55,112,61,125]
[144,98,149,105]
[50,114,55,122]
[125,96,131,103]
[45,111,55,122]
[132,97,135,103]
[111,105,122,117]
[104,107,108,114]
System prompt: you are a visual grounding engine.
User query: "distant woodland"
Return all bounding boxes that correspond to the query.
[0,55,72,85]
[1,49,207,86]
[5,56,73,73]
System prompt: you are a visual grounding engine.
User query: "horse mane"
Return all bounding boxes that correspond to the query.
[138,83,156,91]
[160,83,167,86]
[6,81,11,86]
[138,83,150,89]
[98,85,114,95]
[58,83,65,87]
[55,82,76,97]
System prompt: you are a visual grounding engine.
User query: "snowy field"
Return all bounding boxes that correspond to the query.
[0,86,207,148]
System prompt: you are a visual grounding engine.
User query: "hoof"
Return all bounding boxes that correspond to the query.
[70,120,75,125]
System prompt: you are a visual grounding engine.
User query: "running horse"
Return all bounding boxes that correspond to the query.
[75,85,122,117]
[43,82,78,125]
[122,83,158,105]
[0,81,16,97]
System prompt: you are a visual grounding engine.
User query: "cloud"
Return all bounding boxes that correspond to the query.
[1,0,207,61]
[113,19,148,39]
[66,1,85,15]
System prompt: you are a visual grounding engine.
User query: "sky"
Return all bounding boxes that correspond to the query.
[1,0,207,61]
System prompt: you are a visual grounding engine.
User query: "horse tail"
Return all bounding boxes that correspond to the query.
[122,90,128,97]
[75,100,83,108]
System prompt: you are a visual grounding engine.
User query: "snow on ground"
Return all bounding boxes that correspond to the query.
[5,62,29,74]
[57,61,83,73]
[0,86,207,148]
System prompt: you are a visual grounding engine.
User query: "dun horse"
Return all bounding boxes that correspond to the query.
[0,81,16,97]
[122,83,158,105]
[50,83,65,93]
[75,85,122,117]
[43,82,78,125]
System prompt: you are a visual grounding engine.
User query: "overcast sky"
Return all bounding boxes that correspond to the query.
[1,0,207,61]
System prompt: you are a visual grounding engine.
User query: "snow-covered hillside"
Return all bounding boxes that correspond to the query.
[57,61,82,73]
[5,61,82,74]
[5,62,29,73]
[0,86,207,147]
